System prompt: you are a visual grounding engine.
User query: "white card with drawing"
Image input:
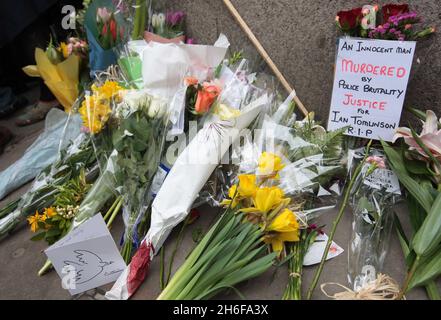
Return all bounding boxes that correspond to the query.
[303,234,344,266]
[45,215,126,295]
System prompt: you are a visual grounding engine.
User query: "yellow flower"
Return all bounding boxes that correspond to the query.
[258,152,285,178]
[58,42,69,59]
[241,186,288,215]
[27,211,46,233]
[44,207,57,218]
[237,174,257,197]
[79,95,112,134]
[221,174,258,209]
[92,80,124,100]
[264,209,300,252]
[253,187,285,213]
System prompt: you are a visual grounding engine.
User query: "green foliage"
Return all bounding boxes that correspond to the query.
[158,210,277,300]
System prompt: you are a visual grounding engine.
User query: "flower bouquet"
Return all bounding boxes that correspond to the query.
[145,11,186,44]
[229,94,347,300]
[106,59,271,299]
[347,149,401,292]
[0,130,97,240]
[84,0,127,74]
[22,37,88,112]
[336,3,435,40]
[382,109,441,299]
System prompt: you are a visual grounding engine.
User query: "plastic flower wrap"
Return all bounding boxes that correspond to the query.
[347,148,401,291]
[23,47,80,113]
[233,94,347,300]
[84,0,128,74]
[106,59,271,300]
[146,10,186,43]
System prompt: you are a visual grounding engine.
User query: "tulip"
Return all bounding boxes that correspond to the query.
[97,7,111,23]
[110,19,117,41]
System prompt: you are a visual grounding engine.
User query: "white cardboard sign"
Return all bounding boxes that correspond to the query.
[45,215,126,295]
[328,37,416,142]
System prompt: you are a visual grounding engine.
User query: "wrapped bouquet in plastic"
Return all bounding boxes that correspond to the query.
[347,148,401,291]
[106,58,272,300]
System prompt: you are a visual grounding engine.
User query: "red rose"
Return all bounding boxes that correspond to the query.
[382,4,409,22]
[336,8,363,31]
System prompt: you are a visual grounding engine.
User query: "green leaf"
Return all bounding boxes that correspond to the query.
[45,228,62,238]
[412,192,441,257]
[381,141,434,213]
[408,195,427,233]
[394,213,410,258]
[409,247,441,289]
[406,160,432,175]
[30,232,46,241]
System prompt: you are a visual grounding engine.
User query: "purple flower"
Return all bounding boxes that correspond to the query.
[186,38,197,45]
[166,11,185,27]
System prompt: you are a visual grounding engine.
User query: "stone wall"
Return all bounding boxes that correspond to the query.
[165,0,441,123]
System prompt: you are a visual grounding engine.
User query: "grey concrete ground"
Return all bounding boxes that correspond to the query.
[0,107,437,300]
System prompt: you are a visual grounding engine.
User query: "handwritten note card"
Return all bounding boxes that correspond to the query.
[45,215,126,295]
[328,38,416,141]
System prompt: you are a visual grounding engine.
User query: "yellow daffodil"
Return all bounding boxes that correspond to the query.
[264,209,300,252]
[241,186,288,214]
[237,174,257,197]
[221,184,239,208]
[254,187,285,213]
[258,152,285,178]
[44,207,57,218]
[27,211,46,233]
[221,174,258,208]
[58,42,69,59]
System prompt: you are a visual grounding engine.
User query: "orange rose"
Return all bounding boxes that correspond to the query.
[195,83,221,114]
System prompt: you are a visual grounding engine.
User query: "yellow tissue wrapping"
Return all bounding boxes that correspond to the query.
[22,48,80,113]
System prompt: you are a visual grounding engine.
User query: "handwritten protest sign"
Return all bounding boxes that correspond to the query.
[45,215,126,295]
[327,38,416,141]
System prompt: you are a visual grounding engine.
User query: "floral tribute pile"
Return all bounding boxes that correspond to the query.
[0,1,440,301]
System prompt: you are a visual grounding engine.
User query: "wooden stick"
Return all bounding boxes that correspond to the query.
[222,0,309,116]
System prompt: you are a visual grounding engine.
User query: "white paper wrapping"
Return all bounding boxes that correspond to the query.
[128,34,229,136]
[106,94,269,300]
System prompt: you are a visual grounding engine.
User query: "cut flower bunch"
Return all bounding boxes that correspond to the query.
[158,152,299,300]
[336,3,435,40]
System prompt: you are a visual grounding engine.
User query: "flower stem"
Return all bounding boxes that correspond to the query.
[166,218,189,286]
[103,196,120,222]
[306,140,372,300]
[106,197,123,228]
[37,259,53,276]
[398,256,420,300]
[159,247,165,290]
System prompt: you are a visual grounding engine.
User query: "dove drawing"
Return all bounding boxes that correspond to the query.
[63,250,114,285]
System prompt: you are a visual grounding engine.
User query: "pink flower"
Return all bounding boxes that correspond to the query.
[393,110,441,161]
[97,7,111,23]
[366,156,387,169]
